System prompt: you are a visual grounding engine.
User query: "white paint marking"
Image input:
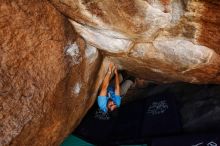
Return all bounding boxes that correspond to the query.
[207,141,218,146]
[192,142,204,146]
[147,100,169,115]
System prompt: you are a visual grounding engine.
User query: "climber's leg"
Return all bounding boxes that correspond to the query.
[120,80,134,97]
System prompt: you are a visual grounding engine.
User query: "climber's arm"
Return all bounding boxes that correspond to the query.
[99,63,113,96]
[114,67,120,96]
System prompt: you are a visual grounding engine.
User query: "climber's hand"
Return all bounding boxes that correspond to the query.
[114,65,118,75]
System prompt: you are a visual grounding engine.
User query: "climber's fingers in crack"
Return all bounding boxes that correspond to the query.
[108,62,114,72]
[114,65,118,74]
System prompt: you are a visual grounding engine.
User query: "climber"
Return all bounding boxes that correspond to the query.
[97,62,135,113]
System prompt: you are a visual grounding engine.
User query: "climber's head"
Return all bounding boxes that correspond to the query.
[107,98,117,112]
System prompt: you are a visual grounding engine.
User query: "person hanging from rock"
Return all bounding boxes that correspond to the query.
[97,62,135,113]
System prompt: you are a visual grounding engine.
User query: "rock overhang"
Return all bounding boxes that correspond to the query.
[51,0,220,83]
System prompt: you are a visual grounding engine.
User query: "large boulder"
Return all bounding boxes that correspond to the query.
[51,0,220,83]
[1,0,220,145]
[0,1,103,146]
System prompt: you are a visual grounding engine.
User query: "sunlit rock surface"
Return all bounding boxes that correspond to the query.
[1,0,220,146]
[0,1,103,146]
[51,0,220,83]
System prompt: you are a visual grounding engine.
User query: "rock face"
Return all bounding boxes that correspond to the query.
[1,0,220,146]
[51,0,220,83]
[0,1,103,146]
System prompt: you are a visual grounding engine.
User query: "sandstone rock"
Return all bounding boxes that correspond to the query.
[0,1,103,146]
[1,0,220,145]
[51,0,220,83]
